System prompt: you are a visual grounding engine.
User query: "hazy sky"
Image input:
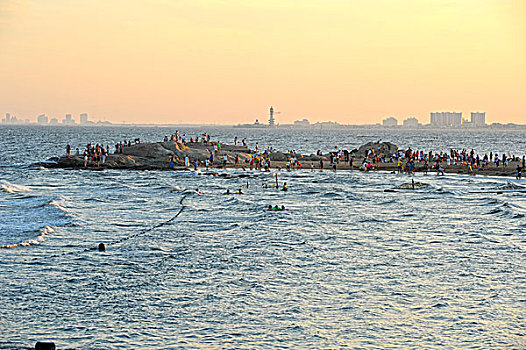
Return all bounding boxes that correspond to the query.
[0,0,525,124]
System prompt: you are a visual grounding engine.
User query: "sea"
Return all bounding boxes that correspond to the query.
[0,125,525,349]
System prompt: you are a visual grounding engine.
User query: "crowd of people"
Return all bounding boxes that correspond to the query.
[66,133,526,179]
[66,138,142,167]
[358,146,526,178]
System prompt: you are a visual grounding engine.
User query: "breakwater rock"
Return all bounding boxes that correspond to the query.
[39,141,329,170]
[394,181,430,190]
[352,141,398,158]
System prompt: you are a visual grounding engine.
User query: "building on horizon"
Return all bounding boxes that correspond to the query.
[382,117,398,127]
[430,112,462,127]
[268,107,275,127]
[1,113,22,124]
[62,114,75,125]
[1,113,10,124]
[471,112,486,127]
[37,114,48,125]
[80,113,88,124]
[402,117,420,128]
[50,118,59,125]
[293,119,310,127]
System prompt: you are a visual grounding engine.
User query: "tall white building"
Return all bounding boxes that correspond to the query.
[430,112,462,127]
[80,113,88,124]
[471,112,486,127]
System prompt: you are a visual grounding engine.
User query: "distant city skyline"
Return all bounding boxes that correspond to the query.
[3,109,525,129]
[0,1,525,125]
[0,108,514,127]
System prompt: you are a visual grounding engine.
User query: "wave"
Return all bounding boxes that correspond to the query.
[0,182,32,194]
[0,225,54,249]
[46,199,68,212]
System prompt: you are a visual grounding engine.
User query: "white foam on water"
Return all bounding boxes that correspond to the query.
[0,225,55,249]
[47,199,66,210]
[0,182,32,194]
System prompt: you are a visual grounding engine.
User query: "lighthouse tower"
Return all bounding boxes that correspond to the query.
[268,106,275,127]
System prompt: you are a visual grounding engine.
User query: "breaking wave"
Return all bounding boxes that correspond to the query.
[0,182,32,194]
[0,226,55,249]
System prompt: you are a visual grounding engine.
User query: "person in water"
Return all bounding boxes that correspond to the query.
[224,189,231,195]
[267,205,286,211]
[282,182,288,191]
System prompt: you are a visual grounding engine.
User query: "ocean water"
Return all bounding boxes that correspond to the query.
[0,125,525,349]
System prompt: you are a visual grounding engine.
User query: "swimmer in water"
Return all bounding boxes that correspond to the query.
[236,188,243,194]
[224,189,231,195]
[282,182,288,191]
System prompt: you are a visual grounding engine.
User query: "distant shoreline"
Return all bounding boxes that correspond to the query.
[3,123,526,130]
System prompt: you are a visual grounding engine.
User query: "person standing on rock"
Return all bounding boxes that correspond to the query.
[234,136,238,146]
[184,156,189,168]
[223,155,227,168]
[66,144,71,158]
[101,147,106,165]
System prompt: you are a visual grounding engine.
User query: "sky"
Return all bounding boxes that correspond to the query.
[0,0,525,125]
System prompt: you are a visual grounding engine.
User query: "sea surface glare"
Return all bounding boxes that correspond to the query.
[1,126,525,349]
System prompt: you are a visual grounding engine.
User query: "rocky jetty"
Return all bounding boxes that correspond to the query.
[39,139,524,179]
[40,141,328,170]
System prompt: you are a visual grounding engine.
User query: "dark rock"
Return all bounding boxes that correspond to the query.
[35,342,55,350]
[493,182,525,190]
[354,141,398,158]
[270,151,287,161]
[394,182,429,190]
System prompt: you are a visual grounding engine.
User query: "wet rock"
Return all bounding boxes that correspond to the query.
[270,151,287,161]
[354,141,398,158]
[394,182,429,190]
[492,182,525,190]
[123,142,174,158]
[35,342,55,350]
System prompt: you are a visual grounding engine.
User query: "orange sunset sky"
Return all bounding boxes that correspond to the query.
[0,0,525,125]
